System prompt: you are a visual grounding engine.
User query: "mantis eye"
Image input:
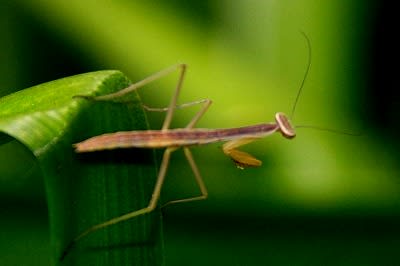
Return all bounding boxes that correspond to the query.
[275,112,296,139]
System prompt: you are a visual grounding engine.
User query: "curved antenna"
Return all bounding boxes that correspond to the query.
[290,34,361,138]
[296,125,362,136]
[290,31,312,120]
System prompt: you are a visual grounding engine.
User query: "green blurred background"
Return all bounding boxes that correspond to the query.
[1,1,399,265]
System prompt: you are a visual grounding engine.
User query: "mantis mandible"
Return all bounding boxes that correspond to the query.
[63,33,313,259]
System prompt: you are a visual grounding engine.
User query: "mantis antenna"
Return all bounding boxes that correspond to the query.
[290,31,312,120]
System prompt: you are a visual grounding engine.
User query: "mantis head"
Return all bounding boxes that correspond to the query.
[275,112,296,139]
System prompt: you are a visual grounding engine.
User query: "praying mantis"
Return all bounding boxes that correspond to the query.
[63,33,314,259]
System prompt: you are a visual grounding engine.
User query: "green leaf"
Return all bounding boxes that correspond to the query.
[0,71,163,265]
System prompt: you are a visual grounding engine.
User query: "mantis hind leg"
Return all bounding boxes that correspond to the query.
[61,147,176,260]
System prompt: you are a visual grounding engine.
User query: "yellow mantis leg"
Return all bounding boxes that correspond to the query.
[222,138,263,169]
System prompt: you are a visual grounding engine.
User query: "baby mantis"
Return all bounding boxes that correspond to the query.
[63,33,313,258]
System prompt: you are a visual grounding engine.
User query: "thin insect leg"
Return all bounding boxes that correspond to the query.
[161,64,187,131]
[162,147,208,208]
[160,99,211,207]
[185,99,212,129]
[61,147,175,260]
[87,63,186,101]
[142,99,209,112]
